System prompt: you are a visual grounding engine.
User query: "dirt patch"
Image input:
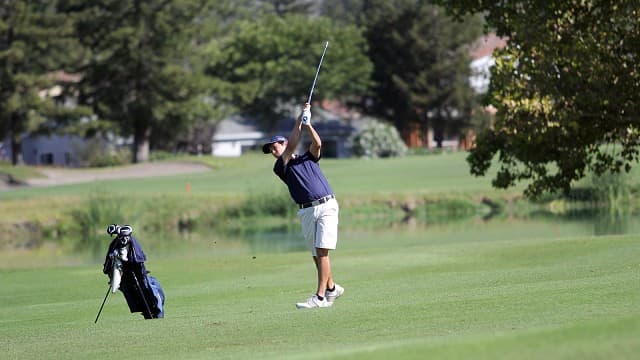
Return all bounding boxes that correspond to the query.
[1,161,211,189]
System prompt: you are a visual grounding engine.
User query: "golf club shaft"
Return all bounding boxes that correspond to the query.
[94,285,111,324]
[307,41,329,103]
[132,271,154,319]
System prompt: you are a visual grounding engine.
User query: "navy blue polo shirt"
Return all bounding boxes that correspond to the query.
[274,151,333,204]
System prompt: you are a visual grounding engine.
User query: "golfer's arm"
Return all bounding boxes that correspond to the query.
[283,113,303,162]
[307,124,322,159]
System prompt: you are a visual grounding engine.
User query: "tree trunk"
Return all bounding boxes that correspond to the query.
[10,134,20,165]
[133,127,150,163]
[432,114,445,149]
[10,114,19,165]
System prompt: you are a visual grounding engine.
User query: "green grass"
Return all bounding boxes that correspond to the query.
[0,152,510,224]
[4,151,640,201]
[0,152,504,200]
[5,151,635,223]
[1,228,638,359]
[1,152,639,358]
[0,162,46,182]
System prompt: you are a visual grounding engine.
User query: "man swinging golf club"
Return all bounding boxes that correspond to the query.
[263,102,344,309]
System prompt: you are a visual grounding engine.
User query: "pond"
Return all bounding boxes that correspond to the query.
[4,207,638,270]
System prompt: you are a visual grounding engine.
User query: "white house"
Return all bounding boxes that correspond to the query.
[469,33,508,94]
[211,115,266,157]
[211,107,367,158]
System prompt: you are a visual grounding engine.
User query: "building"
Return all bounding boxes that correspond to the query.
[211,106,369,158]
[21,134,83,166]
[469,33,508,94]
[211,115,266,157]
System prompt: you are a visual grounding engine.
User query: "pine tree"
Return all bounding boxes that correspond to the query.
[0,1,83,165]
[360,0,483,148]
[64,0,213,162]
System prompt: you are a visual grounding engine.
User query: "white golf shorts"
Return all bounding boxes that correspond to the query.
[297,198,339,256]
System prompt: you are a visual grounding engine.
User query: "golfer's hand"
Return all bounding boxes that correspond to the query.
[302,103,311,125]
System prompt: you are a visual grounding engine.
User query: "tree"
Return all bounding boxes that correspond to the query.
[438,0,640,196]
[360,0,484,148]
[0,1,86,165]
[63,0,213,162]
[205,14,372,129]
[169,0,264,154]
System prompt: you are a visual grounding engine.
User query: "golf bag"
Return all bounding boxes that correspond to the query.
[102,224,165,319]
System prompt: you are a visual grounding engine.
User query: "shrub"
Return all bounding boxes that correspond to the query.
[67,190,129,253]
[350,120,407,158]
[73,137,131,167]
[219,189,297,219]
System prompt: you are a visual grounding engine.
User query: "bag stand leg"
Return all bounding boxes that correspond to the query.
[94,286,111,324]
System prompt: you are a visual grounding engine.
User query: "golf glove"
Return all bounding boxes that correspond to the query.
[302,109,311,125]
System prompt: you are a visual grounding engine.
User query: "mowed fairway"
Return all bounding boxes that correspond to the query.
[1,152,639,359]
[1,228,638,359]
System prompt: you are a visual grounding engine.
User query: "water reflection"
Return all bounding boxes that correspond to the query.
[4,207,639,266]
[100,227,307,261]
[140,208,640,257]
[530,208,640,236]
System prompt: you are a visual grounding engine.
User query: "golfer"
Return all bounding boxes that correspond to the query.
[262,102,344,309]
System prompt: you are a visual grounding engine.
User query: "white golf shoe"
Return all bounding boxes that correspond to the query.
[325,284,344,303]
[296,294,332,309]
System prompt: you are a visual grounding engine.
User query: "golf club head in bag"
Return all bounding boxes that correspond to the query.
[107,224,121,236]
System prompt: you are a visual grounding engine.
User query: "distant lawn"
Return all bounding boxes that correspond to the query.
[3,150,640,201]
[0,152,514,225]
[6,150,640,225]
[0,162,46,182]
[0,228,637,359]
[0,151,507,200]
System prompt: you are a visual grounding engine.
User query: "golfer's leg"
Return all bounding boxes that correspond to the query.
[315,248,332,297]
[314,201,338,295]
[313,256,334,294]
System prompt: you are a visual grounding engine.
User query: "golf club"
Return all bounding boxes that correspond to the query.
[94,285,111,324]
[132,271,155,319]
[303,41,329,123]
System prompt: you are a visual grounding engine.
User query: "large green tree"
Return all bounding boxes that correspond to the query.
[205,14,372,129]
[0,1,86,165]
[360,0,484,147]
[63,0,212,162]
[439,0,640,196]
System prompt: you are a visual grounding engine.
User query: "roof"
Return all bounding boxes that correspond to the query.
[212,115,266,141]
[469,33,508,60]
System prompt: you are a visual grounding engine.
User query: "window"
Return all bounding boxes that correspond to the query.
[40,153,53,165]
